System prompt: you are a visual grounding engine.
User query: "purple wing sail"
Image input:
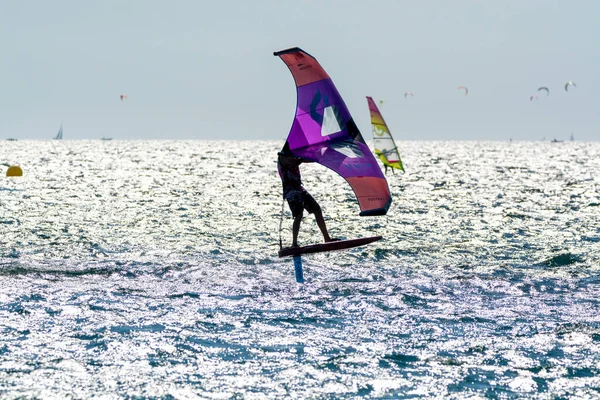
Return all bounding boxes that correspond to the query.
[274,47,391,216]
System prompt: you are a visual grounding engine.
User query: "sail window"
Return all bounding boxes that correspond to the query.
[321,106,342,136]
[329,142,364,158]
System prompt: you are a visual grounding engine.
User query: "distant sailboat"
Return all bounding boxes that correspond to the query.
[53,122,63,140]
[366,97,404,174]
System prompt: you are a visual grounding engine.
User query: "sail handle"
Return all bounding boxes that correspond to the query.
[278,198,285,250]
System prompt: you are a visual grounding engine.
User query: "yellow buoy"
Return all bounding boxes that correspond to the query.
[6,165,23,177]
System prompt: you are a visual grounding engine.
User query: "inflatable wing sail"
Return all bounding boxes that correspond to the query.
[366,96,404,173]
[274,47,391,216]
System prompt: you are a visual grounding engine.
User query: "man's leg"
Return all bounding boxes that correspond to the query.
[292,213,302,247]
[313,208,334,242]
[303,192,337,243]
[287,194,303,247]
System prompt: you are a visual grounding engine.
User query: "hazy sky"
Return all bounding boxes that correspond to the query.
[1,0,598,141]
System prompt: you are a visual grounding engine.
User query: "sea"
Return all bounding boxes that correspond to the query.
[1,140,599,399]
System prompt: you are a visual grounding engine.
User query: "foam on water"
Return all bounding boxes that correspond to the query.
[1,140,600,398]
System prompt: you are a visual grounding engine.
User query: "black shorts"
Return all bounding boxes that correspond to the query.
[286,190,320,218]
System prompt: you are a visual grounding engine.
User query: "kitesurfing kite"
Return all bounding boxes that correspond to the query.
[274,47,391,217]
[404,91,414,98]
[457,86,468,95]
[120,94,128,101]
[565,81,576,92]
[529,95,538,102]
[366,96,404,174]
[537,87,550,96]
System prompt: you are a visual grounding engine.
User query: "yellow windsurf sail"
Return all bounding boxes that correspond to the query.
[366,97,404,173]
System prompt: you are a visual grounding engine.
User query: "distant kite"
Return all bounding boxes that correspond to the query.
[404,91,414,98]
[378,100,385,106]
[565,81,576,92]
[537,86,550,96]
[530,95,538,102]
[120,94,128,101]
[457,86,468,95]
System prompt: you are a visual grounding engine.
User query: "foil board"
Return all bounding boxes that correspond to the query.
[278,236,382,258]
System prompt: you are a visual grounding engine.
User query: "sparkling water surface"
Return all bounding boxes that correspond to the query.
[1,140,600,399]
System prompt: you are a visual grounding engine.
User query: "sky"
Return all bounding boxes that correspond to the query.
[1,0,598,141]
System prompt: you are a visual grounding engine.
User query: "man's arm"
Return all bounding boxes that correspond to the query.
[279,152,311,166]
